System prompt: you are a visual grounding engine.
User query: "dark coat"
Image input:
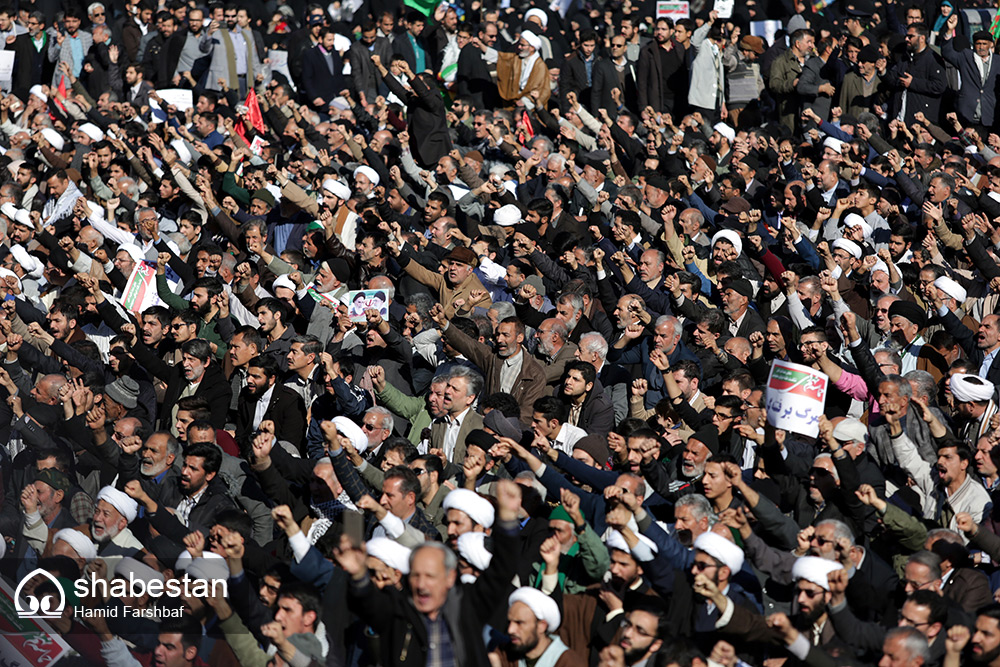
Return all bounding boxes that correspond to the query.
[591,56,637,114]
[636,39,684,113]
[9,32,53,103]
[455,43,500,110]
[347,37,393,101]
[941,38,1000,126]
[381,69,452,168]
[887,46,947,124]
[130,341,233,431]
[302,44,349,108]
[347,522,521,667]
[146,477,237,542]
[234,383,307,450]
[559,51,593,112]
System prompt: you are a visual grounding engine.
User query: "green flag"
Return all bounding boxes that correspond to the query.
[404,0,440,17]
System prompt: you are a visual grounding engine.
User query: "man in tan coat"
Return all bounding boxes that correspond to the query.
[394,246,492,318]
[497,31,551,108]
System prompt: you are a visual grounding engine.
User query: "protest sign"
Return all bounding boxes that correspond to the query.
[765,360,828,438]
[344,289,391,323]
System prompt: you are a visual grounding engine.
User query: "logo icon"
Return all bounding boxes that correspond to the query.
[14,568,66,619]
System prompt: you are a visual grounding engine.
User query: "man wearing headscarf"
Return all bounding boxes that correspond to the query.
[497,31,551,108]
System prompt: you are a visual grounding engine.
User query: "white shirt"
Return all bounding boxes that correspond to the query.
[443,407,472,461]
[253,384,275,431]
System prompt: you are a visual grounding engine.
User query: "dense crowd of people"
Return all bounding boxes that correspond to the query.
[10,1,1000,667]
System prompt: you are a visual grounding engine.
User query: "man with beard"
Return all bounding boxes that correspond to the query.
[950,374,999,445]
[172,7,208,86]
[442,487,494,550]
[200,4,262,95]
[719,278,766,339]
[398,249,492,320]
[140,12,182,87]
[89,486,143,558]
[438,313,547,424]
[946,605,1000,666]
[637,18,684,114]
[887,24,946,125]
[642,425,718,502]
[154,254,227,358]
[234,355,306,450]
[496,31,551,107]
[788,556,848,648]
[124,442,236,540]
[558,361,615,436]
[494,587,580,666]
[936,302,1000,387]
[880,300,948,380]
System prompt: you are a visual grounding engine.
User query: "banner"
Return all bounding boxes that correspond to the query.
[656,1,689,19]
[154,88,194,111]
[0,579,70,666]
[404,0,439,18]
[765,360,828,438]
[119,261,180,315]
[343,289,390,323]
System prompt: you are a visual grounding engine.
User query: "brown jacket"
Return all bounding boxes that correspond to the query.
[497,52,551,108]
[442,323,547,423]
[400,254,492,318]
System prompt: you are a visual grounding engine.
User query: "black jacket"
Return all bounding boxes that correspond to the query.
[234,383,307,451]
[381,69,452,168]
[347,520,521,667]
[301,44,349,108]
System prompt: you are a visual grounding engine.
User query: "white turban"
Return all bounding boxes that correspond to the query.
[41,128,65,151]
[934,276,967,304]
[9,245,42,280]
[0,268,21,293]
[712,230,743,256]
[443,489,495,529]
[272,274,297,293]
[693,532,744,573]
[322,178,352,202]
[832,238,862,260]
[525,8,548,27]
[331,416,369,453]
[53,528,97,562]
[13,209,31,228]
[457,532,493,571]
[494,203,522,226]
[521,30,542,50]
[366,537,411,574]
[843,213,871,239]
[114,557,165,585]
[792,556,843,592]
[823,137,844,154]
[0,202,18,221]
[29,84,47,103]
[354,165,380,188]
[79,123,104,142]
[713,123,736,142]
[117,243,145,264]
[951,374,995,403]
[97,486,138,523]
[509,587,560,631]
[184,553,228,582]
[604,529,659,562]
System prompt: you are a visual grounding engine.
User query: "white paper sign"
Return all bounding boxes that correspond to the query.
[751,20,783,45]
[0,51,13,82]
[154,88,193,111]
[715,0,734,19]
[765,360,828,438]
[656,1,690,19]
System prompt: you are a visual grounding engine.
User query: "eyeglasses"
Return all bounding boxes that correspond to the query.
[362,423,378,431]
[691,560,718,572]
[412,468,427,475]
[796,587,824,599]
[903,579,936,590]
[810,534,834,546]
[899,615,931,628]
[92,11,105,17]
[620,619,655,638]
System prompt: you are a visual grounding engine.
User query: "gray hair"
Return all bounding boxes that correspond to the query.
[881,374,912,398]
[531,136,554,154]
[798,276,821,297]
[885,627,929,664]
[579,332,608,361]
[675,494,716,525]
[366,406,394,432]
[219,252,237,274]
[88,2,106,15]
[557,292,584,314]
[411,541,458,573]
[656,315,683,339]
[489,301,516,321]
[546,154,566,170]
[876,348,902,371]
[119,178,139,199]
[168,232,192,255]
[431,373,452,387]
[926,528,963,545]
[449,365,484,399]
[904,370,936,403]
[547,320,569,342]
[906,550,942,580]
[815,518,854,547]
[244,218,268,238]
[407,292,436,322]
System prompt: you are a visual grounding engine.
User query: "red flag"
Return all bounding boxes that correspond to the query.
[245,88,265,134]
[54,75,67,112]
